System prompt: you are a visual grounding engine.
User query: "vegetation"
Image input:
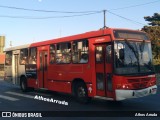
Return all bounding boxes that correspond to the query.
[142,13,160,65]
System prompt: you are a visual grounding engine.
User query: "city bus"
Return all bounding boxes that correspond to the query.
[4,28,157,103]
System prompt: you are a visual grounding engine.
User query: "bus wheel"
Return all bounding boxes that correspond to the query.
[20,77,28,92]
[75,82,91,104]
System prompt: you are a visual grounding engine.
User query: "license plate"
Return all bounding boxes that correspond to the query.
[134,89,148,97]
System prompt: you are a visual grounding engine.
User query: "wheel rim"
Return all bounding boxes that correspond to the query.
[22,81,25,90]
[78,86,86,97]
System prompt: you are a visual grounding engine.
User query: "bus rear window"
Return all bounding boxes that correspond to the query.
[5,51,12,66]
[113,30,149,40]
[20,48,28,65]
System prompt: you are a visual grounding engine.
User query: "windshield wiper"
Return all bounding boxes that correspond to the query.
[124,39,140,72]
[139,40,145,59]
[140,40,145,52]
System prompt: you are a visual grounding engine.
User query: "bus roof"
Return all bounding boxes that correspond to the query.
[4,44,30,52]
[4,28,145,51]
[30,28,145,47]
[30,28,112,47]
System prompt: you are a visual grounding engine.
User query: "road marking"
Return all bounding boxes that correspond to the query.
[30,92,51,97]
[0,95,19,101]
[5,91,34,99]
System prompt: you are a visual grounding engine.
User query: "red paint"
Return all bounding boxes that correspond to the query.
[0,53,5,64]
[24,28,156,100]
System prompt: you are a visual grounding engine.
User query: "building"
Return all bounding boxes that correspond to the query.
[0,36,5,53]
[0,36,5,79]
[0,53,5,78]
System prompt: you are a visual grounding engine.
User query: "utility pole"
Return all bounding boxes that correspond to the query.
[103,10,107,29]
[103,10,106,28]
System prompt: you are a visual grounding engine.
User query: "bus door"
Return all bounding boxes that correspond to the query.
[13,54,19,84]
[38,50,48,88]
[95,43,113,98]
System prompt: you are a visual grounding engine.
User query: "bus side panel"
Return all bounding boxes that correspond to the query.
[27,78,38,89]
[89,38,97,97]
[47,63,92,94]
[4,66,12,82]
[48,81,71,93]
[48,64,87,81]
[18,64,28,86]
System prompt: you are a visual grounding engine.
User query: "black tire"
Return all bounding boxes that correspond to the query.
[20,77,28,92]
[74,82,91,104]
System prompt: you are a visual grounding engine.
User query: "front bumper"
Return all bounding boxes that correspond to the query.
[115,85,157,101]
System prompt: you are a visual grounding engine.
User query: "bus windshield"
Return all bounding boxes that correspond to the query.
[114,40,154,75]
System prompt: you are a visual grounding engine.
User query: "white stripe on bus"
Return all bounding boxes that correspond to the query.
[0,95,19,101]
[5,91,34,99]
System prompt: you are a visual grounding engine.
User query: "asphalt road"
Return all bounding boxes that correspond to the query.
[0,79,160,120]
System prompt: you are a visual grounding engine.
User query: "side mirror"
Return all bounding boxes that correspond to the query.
[119,49,124,60]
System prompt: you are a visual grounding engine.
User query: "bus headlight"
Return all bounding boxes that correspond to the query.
[149,80,156,86]
[117,84,131,89]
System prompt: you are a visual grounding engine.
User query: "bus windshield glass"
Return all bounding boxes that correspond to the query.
[114,40,154,75]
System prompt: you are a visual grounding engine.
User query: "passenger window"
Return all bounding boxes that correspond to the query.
[5,51,12,66]
[56,42,71,64]
[96,46,103,63]
[72,39,89,63]
[106,45,112,63]
[29,48,37,64]
[50,44,55,64]
[20,48,28,65]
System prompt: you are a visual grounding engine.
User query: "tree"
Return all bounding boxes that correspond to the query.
[142,13,160,61]
[144,13,160,26]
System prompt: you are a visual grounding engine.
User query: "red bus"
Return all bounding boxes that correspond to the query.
[4,28,157,103]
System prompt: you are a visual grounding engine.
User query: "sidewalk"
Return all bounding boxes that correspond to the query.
[0,79,20,88]
[156,74,160,85]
